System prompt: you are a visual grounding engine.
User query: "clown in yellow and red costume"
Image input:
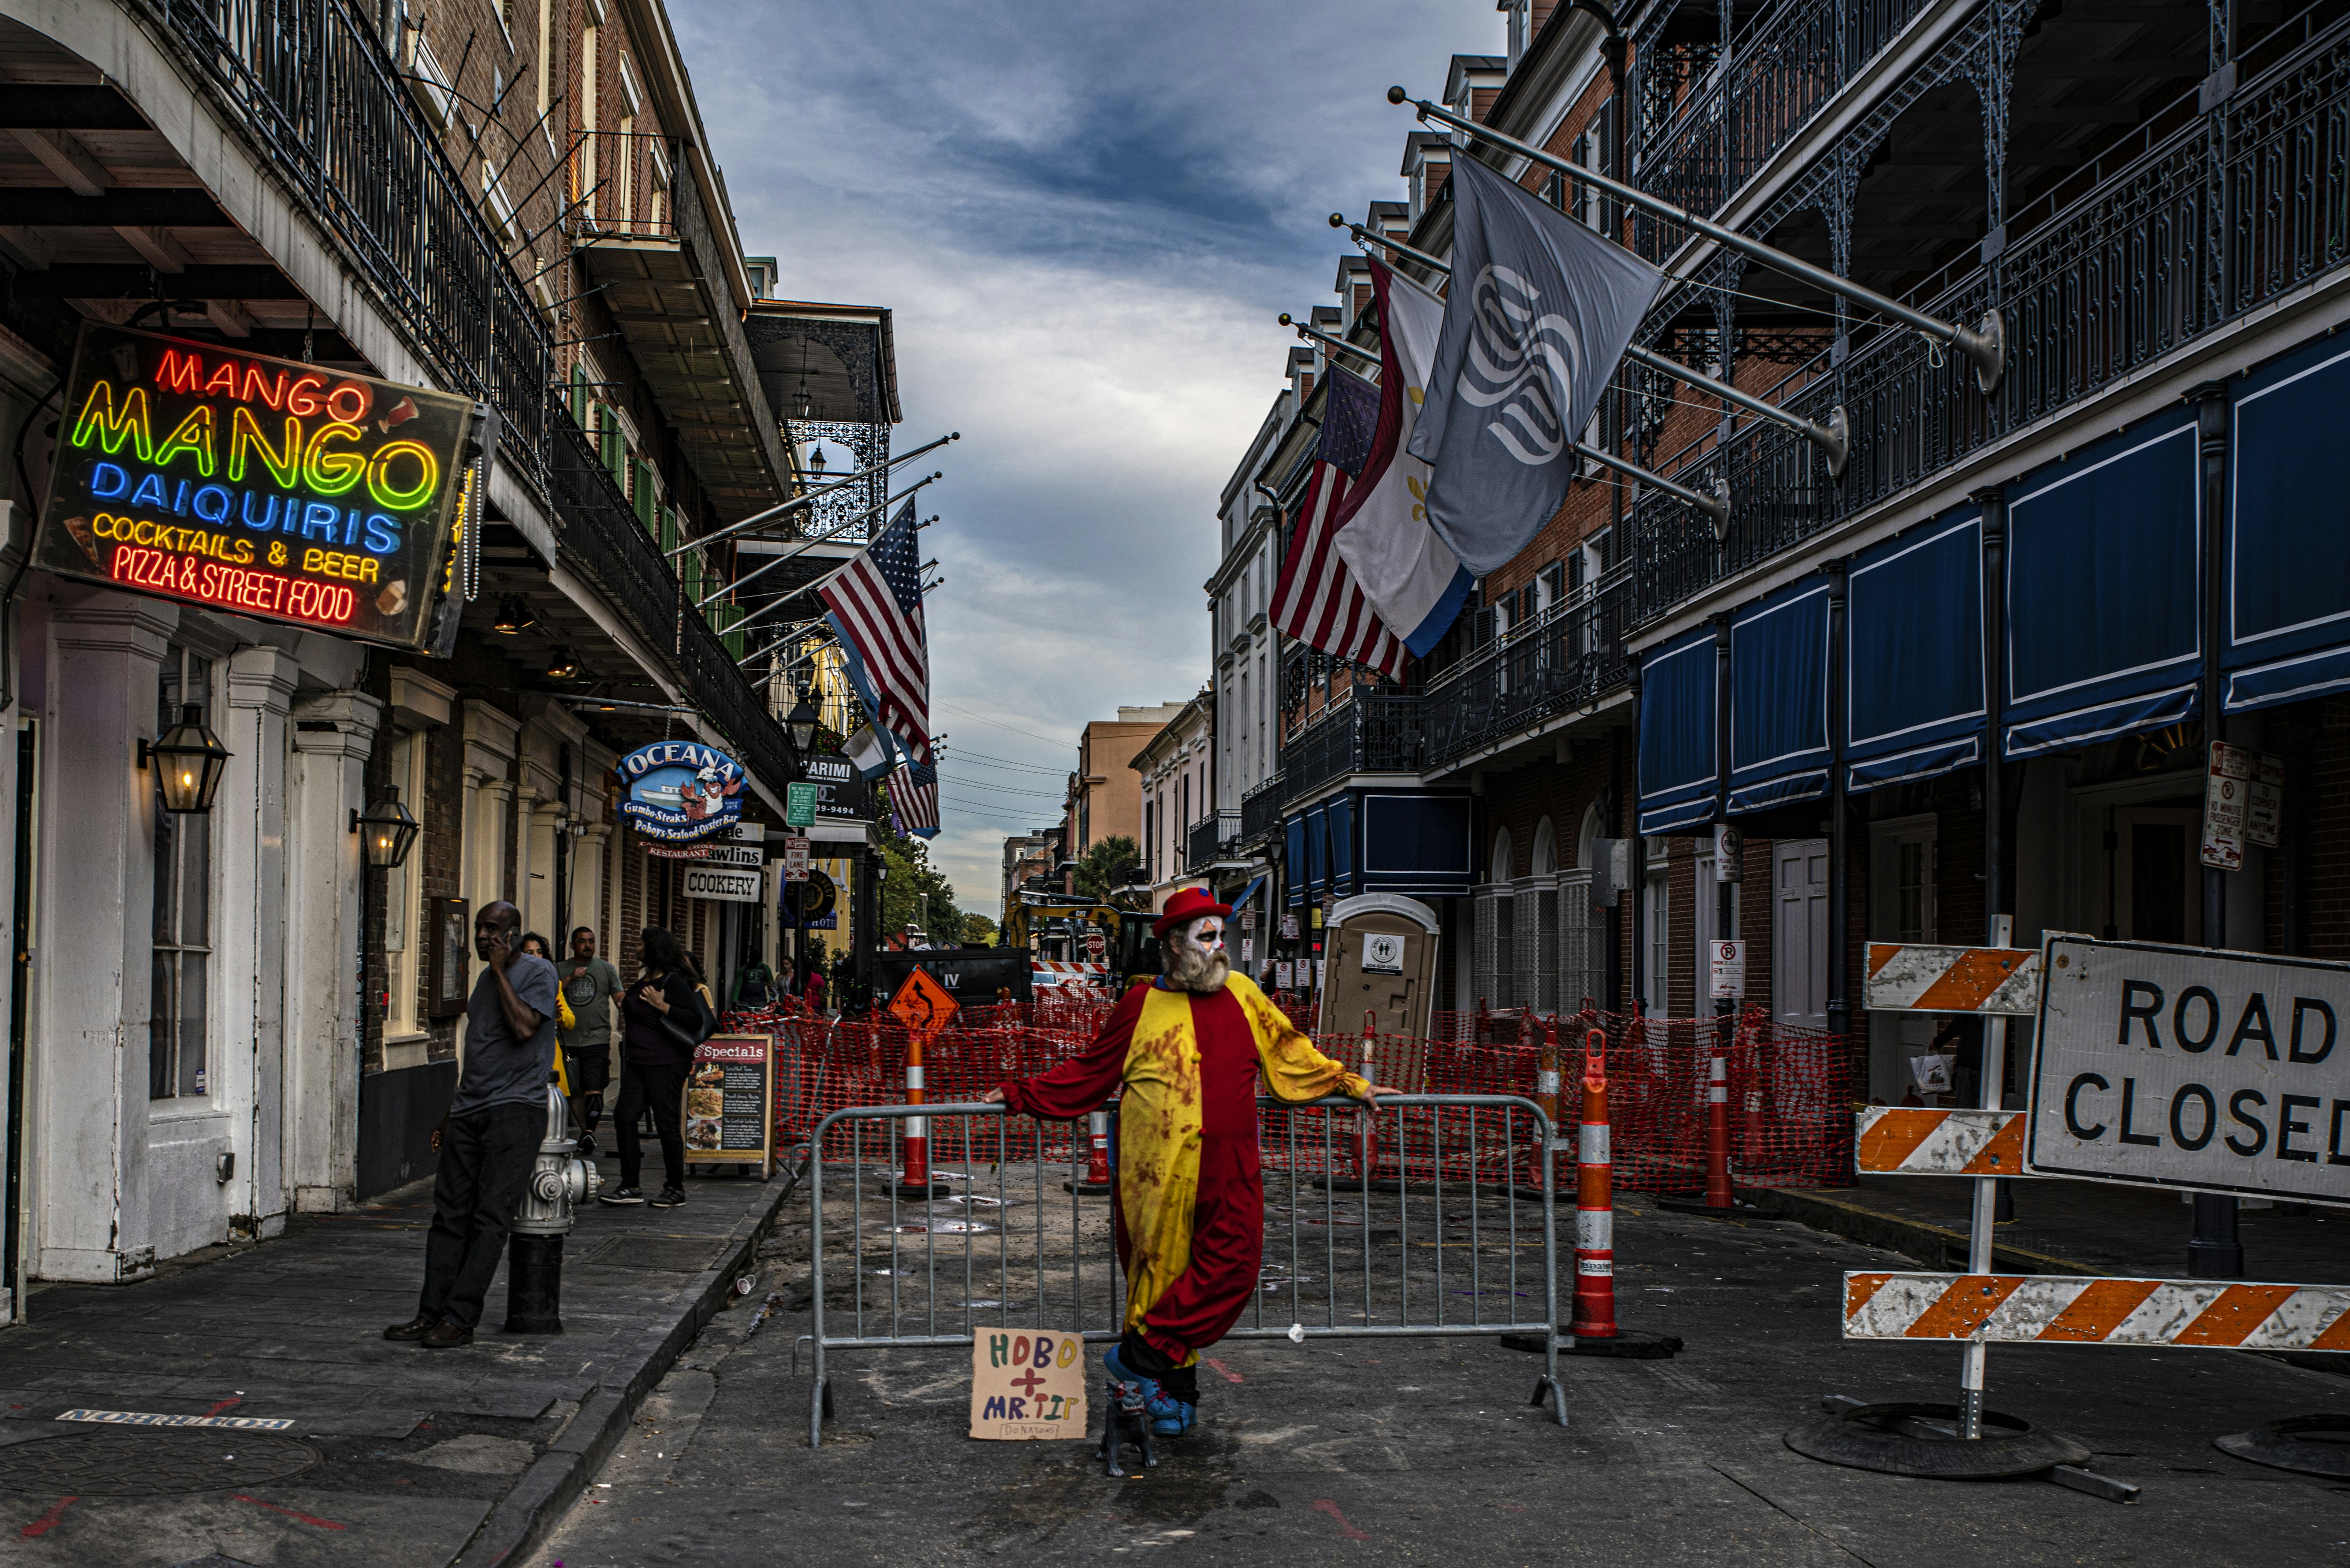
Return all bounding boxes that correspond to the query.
[984,886,1398,1434]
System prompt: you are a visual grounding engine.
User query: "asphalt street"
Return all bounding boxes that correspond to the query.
[525,1187,2350,1567]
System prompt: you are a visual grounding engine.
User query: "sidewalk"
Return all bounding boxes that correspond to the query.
[1747,1176,2350,1286]
[0,1154,791,1568]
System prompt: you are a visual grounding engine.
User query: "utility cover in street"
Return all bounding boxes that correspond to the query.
[2026,934,2350,1204]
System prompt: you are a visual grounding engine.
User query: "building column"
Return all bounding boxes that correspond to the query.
[32,588,178,1282]
[218,644,301,1240]
[285,688,384,1214]
[527,797,564,941]
[575,823,612,942]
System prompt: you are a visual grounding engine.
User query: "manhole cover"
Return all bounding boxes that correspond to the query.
[0,1429,319,1494]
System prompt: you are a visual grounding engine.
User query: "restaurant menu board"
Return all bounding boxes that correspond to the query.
[35,324,478,650]
[683,1033,773,1176]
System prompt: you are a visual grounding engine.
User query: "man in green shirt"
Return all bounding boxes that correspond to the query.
[559,925,623,1157]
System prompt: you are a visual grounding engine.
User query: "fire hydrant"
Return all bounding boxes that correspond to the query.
[506,1081,600,1333]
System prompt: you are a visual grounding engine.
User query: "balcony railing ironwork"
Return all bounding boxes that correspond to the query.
[1632,0,1932,259]
[567,130,681,242]
[1418,574,1633,771]
[145,0,551,492]
[1631,11,2350,626]
[1239,774,1285,844]
[141,0,805,786]
[1186,811,1241,874]
[1279,694,1424,804]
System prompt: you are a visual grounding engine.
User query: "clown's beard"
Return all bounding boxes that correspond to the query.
[1164,941,1230,995]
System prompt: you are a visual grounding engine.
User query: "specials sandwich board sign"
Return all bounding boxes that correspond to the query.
[2025,934,2350,1207]
[35,324,480,650]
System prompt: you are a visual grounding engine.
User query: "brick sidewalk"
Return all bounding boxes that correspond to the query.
[0,1157,790,1567]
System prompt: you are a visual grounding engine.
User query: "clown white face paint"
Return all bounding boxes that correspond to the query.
[1164,914,1231,994]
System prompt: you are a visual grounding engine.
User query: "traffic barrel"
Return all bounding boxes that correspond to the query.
[1704,1035,1734,1209]
[1348,1011,1381,1182]
[1066,1108,1113,1194]
[896,1027,947,1198]
[1572,1027,1617,1339]
[1530,1016,1564,1191]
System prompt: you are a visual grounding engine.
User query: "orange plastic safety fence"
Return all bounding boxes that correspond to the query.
[722,998,1853,1192]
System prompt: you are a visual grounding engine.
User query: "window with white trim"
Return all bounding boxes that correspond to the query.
[151,647,214,1099]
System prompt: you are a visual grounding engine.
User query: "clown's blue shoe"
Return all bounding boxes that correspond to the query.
[1103,1347,1181,1426]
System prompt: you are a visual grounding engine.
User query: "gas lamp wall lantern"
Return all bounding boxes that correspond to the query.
[141,704,233,814]
[351,788,422,869]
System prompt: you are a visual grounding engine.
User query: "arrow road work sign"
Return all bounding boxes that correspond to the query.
[2026,934,2350,1206]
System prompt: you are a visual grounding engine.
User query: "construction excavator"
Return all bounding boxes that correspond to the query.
[1000,885,1160,991]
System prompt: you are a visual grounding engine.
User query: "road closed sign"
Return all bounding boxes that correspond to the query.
[2026,934,2350,1206]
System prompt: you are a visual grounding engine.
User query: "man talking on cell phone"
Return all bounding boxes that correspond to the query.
[384,900,561,1348]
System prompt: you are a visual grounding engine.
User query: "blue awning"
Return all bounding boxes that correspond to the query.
[1326,794,1356,898]
[1637,627,1719,835]
[2004,411,2201,757]
[1284,815,1308,907]
[1231,872,1268,914]
[1846,509,1986,792]
[2225,333,2350,711]
[1303,802,1329,893]
[1727,575,1832,815]
[1357,791,1476,896]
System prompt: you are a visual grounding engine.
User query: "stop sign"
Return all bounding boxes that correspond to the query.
[1085,930,1105,958]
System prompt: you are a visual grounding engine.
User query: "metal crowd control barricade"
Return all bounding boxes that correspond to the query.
[799,1093,1567,1446]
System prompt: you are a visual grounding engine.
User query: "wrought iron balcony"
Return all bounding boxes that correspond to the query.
[1630,9,2350,627]
[142,0,550,491]
[549,418,801,793]
[1418,573,1632,771]
[1239,774,1285,845]
[1630,0,1932,259]
[566,131,681,242]
[1186,811,1241,874]
[1279,694,1423,805]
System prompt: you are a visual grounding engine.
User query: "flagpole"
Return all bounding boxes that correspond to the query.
[1390,89,2005,394]
[1327,214,1450,278]
[1352,217,1852,479]
[729,554,864,635]
[1620,343,1849,478]
[1574,439,1730,540]
[697,477,940,608]
[1278,314,1380,368]
[665,430,958,557]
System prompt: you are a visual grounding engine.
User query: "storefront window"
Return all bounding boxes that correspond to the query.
[151,648,213,1099]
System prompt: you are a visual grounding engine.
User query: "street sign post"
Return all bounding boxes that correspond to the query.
[2201,741,2284,870]
[2026,934,2350,1205]
[1707,940,1746,1000]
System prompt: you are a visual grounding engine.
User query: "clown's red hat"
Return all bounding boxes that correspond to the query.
[1152,886,1232,939]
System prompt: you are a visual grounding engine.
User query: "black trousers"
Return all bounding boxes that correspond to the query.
[418,1103,547,1330]
[563,1044,610,1135]
[614,1059,687,1191]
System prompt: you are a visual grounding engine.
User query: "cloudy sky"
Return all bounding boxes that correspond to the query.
[672,0,1495,915]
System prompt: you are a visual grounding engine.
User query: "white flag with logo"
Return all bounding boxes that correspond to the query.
[1407,156,1662,576]
[1327,259,1474,655]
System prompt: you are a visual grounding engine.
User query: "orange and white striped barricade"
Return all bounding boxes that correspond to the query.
[1843,1272,2350,1351]
[1854,1107,2029,1178]
[1857,922,2041,1440]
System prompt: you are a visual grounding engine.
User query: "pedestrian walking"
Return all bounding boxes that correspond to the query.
[802,962,826,1013]
[384,900,560,1349]
[600,926,705,1209]
[983,887,1400,1436]
[730,957,777,1011]
[558,927,622,1155]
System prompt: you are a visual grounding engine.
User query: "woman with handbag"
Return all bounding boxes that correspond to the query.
[601,926,707,1209]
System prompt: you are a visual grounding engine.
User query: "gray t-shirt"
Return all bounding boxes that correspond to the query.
[558,957,622,1052]
[450,952,562,1115]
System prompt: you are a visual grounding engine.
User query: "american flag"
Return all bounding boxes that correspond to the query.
[1268,364,1405,680]
[888,756,940,839]
[820,500,933,765]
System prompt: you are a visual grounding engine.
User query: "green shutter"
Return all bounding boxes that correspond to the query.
[634,461,656,528]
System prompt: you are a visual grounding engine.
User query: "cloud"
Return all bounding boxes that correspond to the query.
[670,0,1492,910]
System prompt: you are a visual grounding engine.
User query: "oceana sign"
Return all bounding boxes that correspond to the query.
[618,739,747,843]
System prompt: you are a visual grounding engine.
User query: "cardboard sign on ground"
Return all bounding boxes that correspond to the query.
[969,1329,1088,1439]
